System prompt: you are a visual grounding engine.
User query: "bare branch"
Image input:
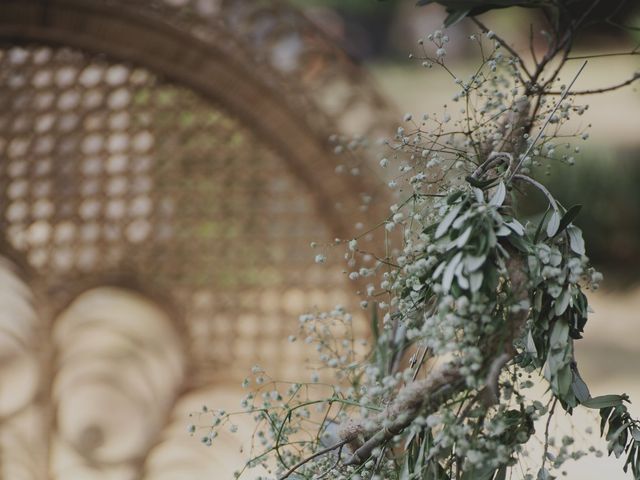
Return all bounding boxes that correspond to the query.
[567,44,639,60]
[471,18,532,81]
[278,439,349,480]
[512,174,559,212]
[509,61,588,181]
[545,72,640,95]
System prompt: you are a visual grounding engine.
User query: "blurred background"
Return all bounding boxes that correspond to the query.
[0,0,638,479]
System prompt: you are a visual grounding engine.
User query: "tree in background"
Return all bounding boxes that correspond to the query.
[196,1,640,479]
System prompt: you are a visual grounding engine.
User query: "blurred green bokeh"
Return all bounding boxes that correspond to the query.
[520,149,640,279]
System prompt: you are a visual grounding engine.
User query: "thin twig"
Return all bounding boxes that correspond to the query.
[278,439,349,480]
[471,18,532,81]
[529,24,539,67]
[512,174,559,212]
[508,60,588,181]
[567,46,639,60]
[546,73,640,95]
[315,444,345,480]
[541,397,558,474]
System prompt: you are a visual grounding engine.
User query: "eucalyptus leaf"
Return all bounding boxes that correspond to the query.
[567,226,585,255]
[558,204,582,233]
[456,266,470,290]
[496,225,511,236]
[489,181,507,207]
[582,395,625,409]
[506,218,525,236]
[442,252,463,292]
[549,319,569,349]
[507,234,529,253]
[554,289,571,316]
[558,364,572,397]
[534,208,550,243]
[572,370,591,403]
[470,271,483,292]
[436,203,463,239]
[433,260,447,280]
[526,330,538,357]
[452,210,473,229]
[455,226,473,248]
[465,255,486,272]
[546,210,561,238]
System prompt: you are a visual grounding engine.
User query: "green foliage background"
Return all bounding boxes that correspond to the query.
[521,149,640,277]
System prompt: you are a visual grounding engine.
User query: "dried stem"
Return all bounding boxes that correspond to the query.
[277,439,349,480]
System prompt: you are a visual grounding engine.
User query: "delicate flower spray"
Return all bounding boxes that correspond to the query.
[194,4,640,479]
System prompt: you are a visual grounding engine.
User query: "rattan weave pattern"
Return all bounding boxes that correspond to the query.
[0,0,396,477]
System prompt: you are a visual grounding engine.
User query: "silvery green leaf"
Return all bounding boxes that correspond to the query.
[543,357,552,383]
[554,289,571,316]
[469,271,483,292]
[435,203,463,239]
[465,255,486,272]
[549,318,569,349]
[558,204,582,233]
[496,225,511,236]
[473,187,485,203]
[526,330,537,357]
[442,252,463,292]
[581,394,625,409]
[456,262,469,290]
[546,210,561,237]
[506,218,525,236]
[432,260,447,279]
[452,210,473,229]
[558,364,572,397]
[489,181,506,207]
[572,370,591,403]
[455,226,473,248]
[567,225,585,255]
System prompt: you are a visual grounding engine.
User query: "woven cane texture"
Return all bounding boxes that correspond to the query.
[0,0,396,477]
